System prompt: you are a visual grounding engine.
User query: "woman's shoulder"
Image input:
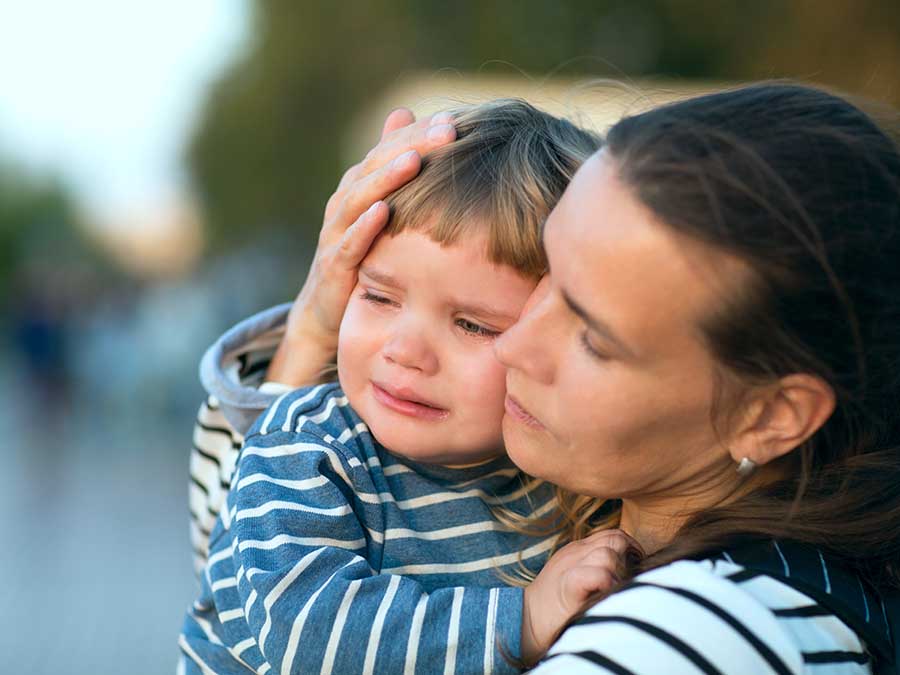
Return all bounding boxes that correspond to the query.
[532,557,871,675]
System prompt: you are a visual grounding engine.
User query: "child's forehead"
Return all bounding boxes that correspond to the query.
[361,230,538,309]
[367,228,492,266]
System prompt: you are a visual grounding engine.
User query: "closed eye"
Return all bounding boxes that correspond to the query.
[455,318,500,338]
[360,291,397,306]
[580,331,610,360]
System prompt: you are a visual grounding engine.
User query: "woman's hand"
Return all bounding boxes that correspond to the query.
[521,529,642,665]
[267,108,457,385]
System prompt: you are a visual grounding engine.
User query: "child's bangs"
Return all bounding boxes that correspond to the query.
[384,157,547,280]
[382,98,601,281]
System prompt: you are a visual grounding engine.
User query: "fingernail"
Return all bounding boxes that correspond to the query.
[391,150,417,169]
[366,201,381,218]
[427,123,454,141]
[430,111,453,125]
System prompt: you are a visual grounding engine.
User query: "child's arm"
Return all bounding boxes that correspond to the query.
[208,425,526,674]
[520,529,641,666]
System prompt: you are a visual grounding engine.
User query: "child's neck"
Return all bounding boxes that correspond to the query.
[441,458,497,469]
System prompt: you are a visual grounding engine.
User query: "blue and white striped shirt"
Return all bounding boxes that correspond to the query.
[181,382,556,674]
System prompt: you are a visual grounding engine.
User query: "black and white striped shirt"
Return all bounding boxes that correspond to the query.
[189,395,243,578]
[533,558,874,674]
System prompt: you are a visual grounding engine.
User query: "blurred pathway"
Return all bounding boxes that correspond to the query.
[0,363,197,675]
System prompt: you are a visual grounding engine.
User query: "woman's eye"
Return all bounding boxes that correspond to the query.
[456,318,500,338]
[580,331,610,360]
[360,291,395,306]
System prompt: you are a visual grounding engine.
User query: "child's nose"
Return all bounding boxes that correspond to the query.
[381,328,439,375]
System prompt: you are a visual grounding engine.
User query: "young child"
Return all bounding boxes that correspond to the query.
[180,100,601,674]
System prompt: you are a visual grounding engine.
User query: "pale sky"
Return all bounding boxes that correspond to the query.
[0,0,249,228]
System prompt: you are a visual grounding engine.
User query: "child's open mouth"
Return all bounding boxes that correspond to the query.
[371,382,449,421]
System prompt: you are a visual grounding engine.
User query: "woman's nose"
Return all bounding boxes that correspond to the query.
[381,326,439,375]
[494,279,557,385]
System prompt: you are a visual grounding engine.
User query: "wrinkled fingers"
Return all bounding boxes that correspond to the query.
[358,111,456,178]
[333,201,391,270]
[329,150,420,233]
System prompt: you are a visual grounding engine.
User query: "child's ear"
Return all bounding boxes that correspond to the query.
[728,374,835,466]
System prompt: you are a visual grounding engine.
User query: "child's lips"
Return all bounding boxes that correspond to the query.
[371,382,449,421]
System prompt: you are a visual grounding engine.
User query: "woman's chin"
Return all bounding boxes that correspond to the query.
[502,413,549,476]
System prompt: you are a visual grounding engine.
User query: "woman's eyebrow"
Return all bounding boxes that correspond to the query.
[561,289,635,358]
[359,266,402,287]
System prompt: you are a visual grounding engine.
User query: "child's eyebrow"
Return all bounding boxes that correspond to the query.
[359,266,402,287]
[448,297,520,323]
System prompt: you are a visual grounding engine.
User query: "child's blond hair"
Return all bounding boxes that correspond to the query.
[385,98,601,280]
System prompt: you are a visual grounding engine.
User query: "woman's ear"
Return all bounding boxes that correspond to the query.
[729,374,836,466]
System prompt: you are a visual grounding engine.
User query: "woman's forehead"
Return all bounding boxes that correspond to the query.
[546,154,744,357]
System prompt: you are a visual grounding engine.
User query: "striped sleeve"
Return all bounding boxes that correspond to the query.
[189,395,243,577]
[189,388,292,577]
[531,560,814,675]
[213,428,524,674]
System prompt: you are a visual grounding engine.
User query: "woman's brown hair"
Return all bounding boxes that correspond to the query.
[571,82,900,588]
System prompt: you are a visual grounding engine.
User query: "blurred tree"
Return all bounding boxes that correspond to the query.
[189,0,899,256]
[0,163,115,314]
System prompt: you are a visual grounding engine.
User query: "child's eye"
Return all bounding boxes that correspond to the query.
[360,291,396,306]
[456,318,500,338]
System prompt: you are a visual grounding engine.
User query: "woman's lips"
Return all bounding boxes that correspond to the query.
[371,382,449,421]
[504,395,545,430]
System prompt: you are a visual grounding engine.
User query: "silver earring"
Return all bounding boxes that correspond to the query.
[736,457,757,477]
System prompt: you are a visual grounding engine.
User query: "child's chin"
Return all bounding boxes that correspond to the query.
[369,427,445,462]
[370,427,487,466]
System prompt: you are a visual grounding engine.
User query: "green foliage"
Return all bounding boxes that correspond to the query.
[189,0,900,254]
[0,163,112,308]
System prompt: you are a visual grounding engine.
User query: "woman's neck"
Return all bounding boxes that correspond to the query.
[618,499,688,555]
[617,461,780,555]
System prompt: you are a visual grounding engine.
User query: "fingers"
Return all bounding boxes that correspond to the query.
[334,201,390,270]
[330,151,419,233]
[358,111,456,178]
[380,107,416,140]
[562,546,626,606]
[325,110,455,231]
[550,529,638,588]
[567,564,620,597]
[327,110,453,220]
[321,109,456,252]
[580,546,627,581]
[576,528,637,556]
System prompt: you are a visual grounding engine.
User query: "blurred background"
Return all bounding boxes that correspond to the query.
[1,1,897,672]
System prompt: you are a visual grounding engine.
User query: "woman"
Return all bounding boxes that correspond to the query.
[189,83,900,673]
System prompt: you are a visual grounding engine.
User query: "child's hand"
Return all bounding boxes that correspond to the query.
[521,529,642,665]
[267,109,457,385]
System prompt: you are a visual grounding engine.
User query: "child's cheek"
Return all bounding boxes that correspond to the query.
[459,347,509,421]
[337,300,372,386]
